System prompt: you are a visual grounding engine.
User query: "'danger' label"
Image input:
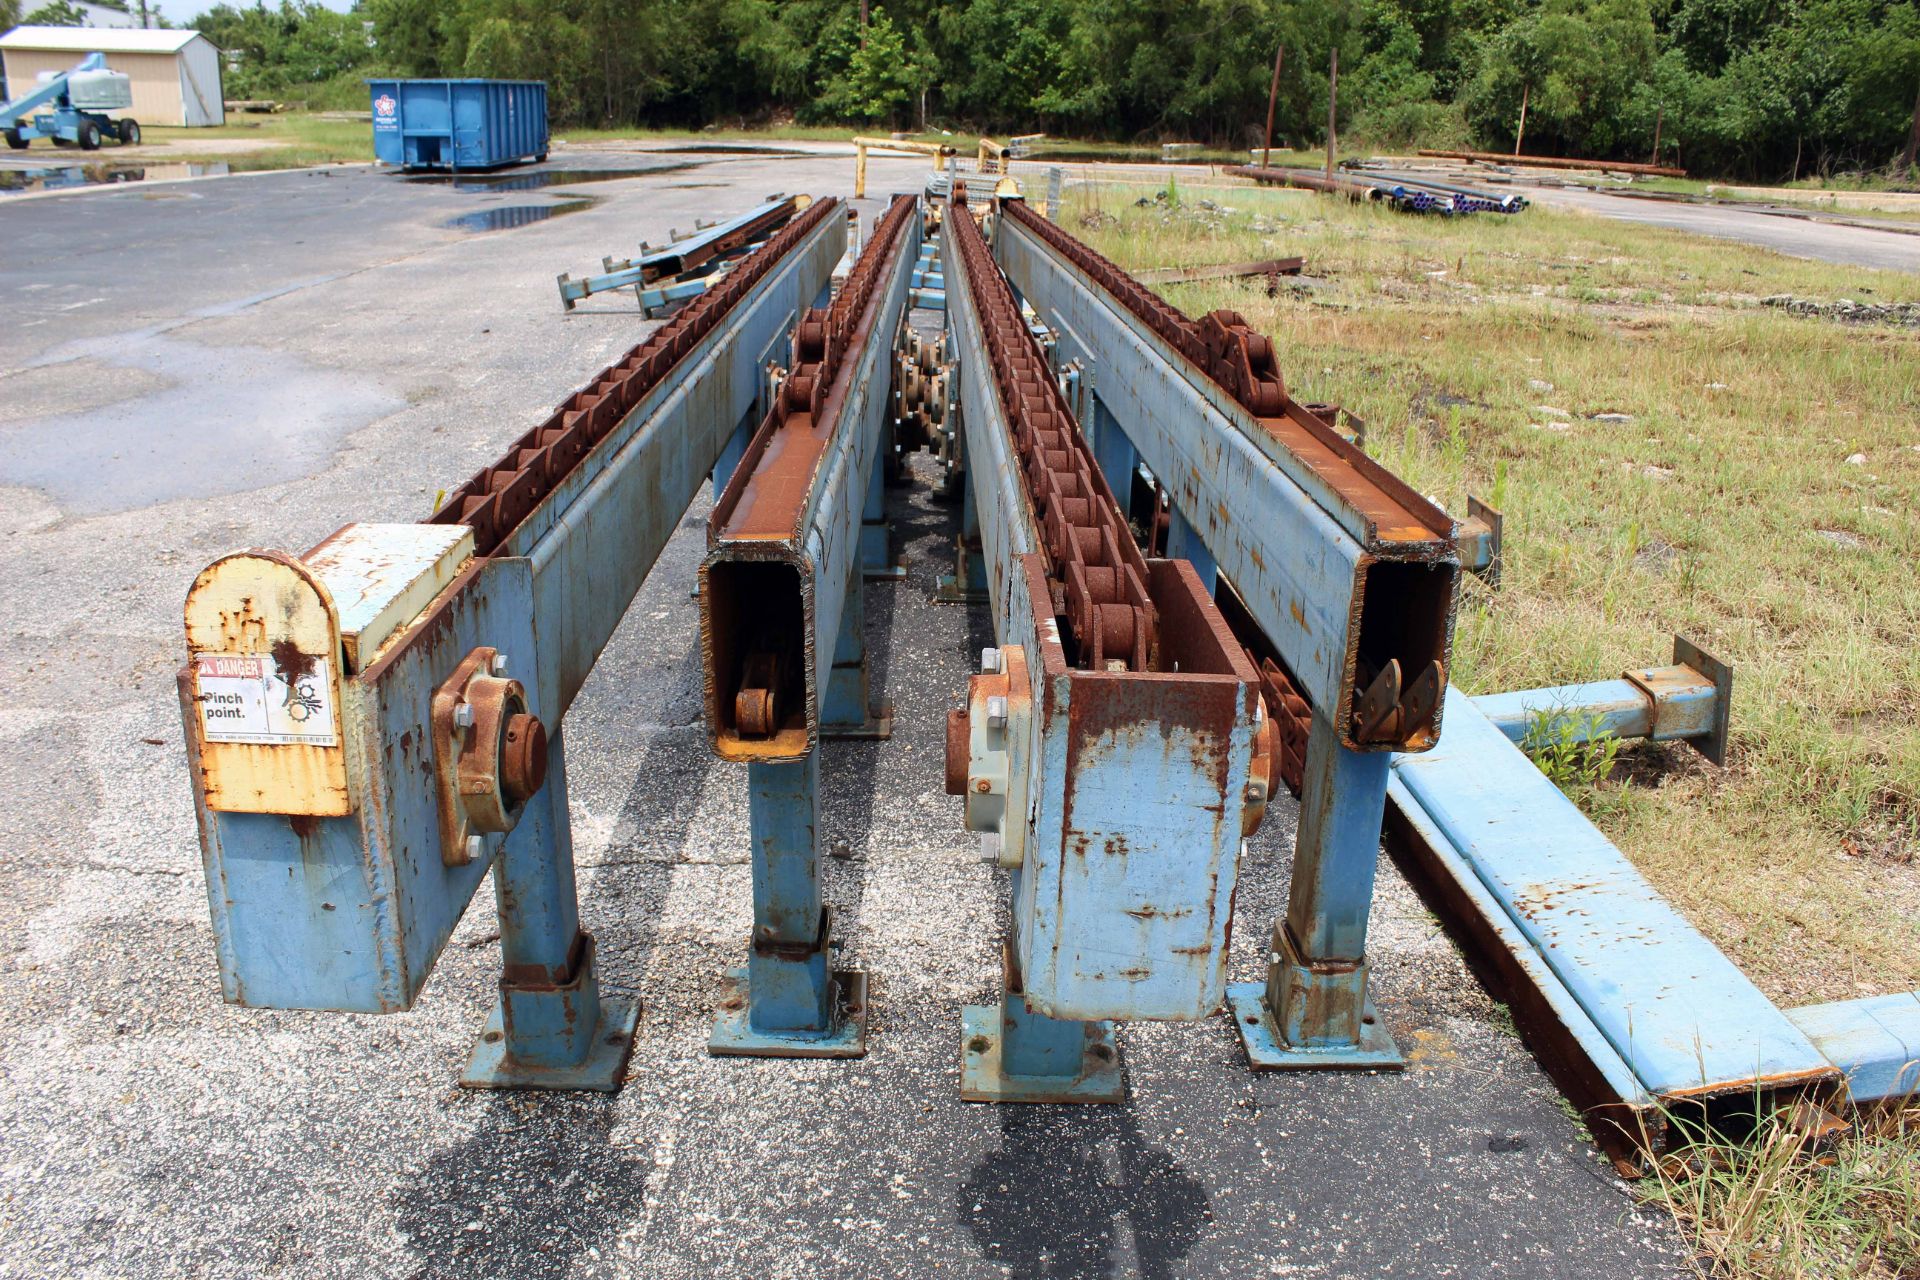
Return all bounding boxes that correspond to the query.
[195,652,338,746]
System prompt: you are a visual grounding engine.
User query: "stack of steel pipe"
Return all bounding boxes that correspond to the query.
[1350,168,1529,214]
[1227,165,1452,214]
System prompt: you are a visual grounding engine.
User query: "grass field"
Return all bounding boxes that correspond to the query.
[1066,179,1920,1005]
[139,114,375,169]
[1065,179,1920,1278]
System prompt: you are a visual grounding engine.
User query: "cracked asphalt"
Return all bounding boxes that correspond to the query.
[0,147,1686,1278]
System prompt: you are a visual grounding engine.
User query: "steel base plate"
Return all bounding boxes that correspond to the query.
[863,564,908,582]
[959,1004,1126,1104]
[933,574,989,605]
[820,701,894,741]
[460,994,641,1092]
[709,967,869,1059]
[1226,983,1405,1072]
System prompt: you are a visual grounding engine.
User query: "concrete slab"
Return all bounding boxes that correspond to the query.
[0,151,1686,1278]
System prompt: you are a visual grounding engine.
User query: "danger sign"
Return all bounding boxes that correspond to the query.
[196,652,338,746]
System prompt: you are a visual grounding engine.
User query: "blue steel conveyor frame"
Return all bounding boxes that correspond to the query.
[941,188,1272,1103]
[179,197,845,1091]
[694,194,922,1058]
[991,196,1461,1071]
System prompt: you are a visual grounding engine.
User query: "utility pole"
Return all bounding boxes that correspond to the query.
[1515,82,1529,156]
[1650,105,1662,167]
[1262,43,1285,168]
[1324,48,1337,178]
[859,0,869,47]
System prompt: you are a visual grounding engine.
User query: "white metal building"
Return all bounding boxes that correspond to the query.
[0,26,224,126]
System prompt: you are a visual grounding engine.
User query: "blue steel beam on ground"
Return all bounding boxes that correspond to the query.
[557,196,798,311]
[993,200,1459,1070]
[1471,636,1732,765]
[1387,686,1837,1160]
[180,200,846,1092]
[1787,993,1920,1105]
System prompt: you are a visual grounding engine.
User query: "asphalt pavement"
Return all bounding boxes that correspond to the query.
[0,148,1687,1278]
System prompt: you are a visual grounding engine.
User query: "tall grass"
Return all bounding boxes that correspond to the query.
[1646,1103,1920,1279]
[1065,182,1920,1004]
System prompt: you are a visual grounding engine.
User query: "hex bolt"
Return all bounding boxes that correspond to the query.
[489,652,510,677]
[452,703,475,729]
[465,834,486,861]
[981,647,1002,674]
[987,695,1008,729]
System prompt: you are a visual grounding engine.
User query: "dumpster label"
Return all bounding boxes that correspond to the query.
[373,93,397,130]
[195,653,338,746]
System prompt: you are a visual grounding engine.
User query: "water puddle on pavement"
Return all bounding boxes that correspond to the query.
[0,161,232,195]
[1,327,401,515]
[406,164,695,193]
[441,198,596,233]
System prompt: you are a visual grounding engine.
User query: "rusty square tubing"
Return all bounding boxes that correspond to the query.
[993,207,1461,753]
[699,198,919,762]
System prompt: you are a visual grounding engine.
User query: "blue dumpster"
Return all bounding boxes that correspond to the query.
[368,79,548,171]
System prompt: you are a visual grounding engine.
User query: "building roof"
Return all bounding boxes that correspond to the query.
[0,26,207,55]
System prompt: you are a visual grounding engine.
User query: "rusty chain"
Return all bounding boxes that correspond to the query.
[950,185,1155,673]
[776,194,917,434]
[999,197,1316,795]
[428,196,841,556]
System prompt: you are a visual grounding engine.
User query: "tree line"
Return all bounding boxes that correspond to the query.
[19,0,1915,179]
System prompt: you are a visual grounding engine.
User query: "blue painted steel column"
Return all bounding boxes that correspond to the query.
[1089,394,1136,520]
[1164,505,1218,596]
[1226,716,1404,1069]
[961,943,1124,1103]
[463,726,639,1089]
[820,559,891,739]
[938,460,990,603]
[860,432,901,579]
[711,753,867,1055]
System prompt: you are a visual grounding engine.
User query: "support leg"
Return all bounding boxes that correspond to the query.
[861,432,904,580]
[710,755,868,1058]
[1165,504,1218,598]
[961,941,1124,1103]
[1228,715,1404,1070]
[820,561,892,739]
[463,726,640,1091]
[1089,395,1137,524]
[936,468,990,604]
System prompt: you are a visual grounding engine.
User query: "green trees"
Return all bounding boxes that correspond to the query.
[167,0,1920,178]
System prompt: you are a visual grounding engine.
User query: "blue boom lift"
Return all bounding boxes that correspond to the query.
[1,52,140,151]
